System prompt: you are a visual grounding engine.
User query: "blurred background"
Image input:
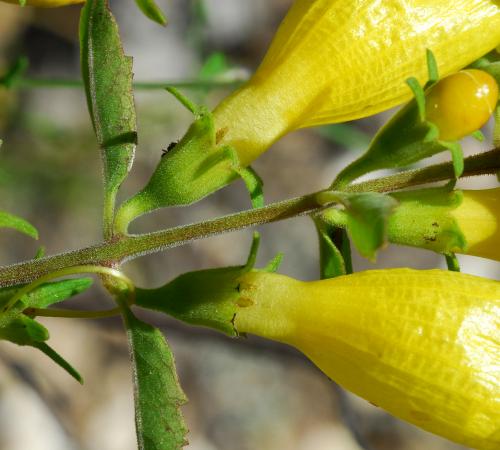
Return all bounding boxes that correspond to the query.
[0,1,498,449]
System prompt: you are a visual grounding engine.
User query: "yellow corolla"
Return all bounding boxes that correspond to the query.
[213,0,500,166]
[233,268,500,450]
[2,0,84,6]
[384,187,500,261]
[450,188,500,260]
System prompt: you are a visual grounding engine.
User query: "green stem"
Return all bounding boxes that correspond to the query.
[25,306,122,319]
[0,148,498,288]
[13,77,245,91]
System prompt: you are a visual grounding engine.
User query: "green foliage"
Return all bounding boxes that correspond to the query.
[0,56,28,88]
[0,278,93,310]
[0,210,38,239]
[135,0,168,26]
[339,192,398,261]
[319,191,398,261]
[114,106,238,232]
[122,307,188,450]
[314,219,346,279]
[0,279,91,383]
[80,0,137,236]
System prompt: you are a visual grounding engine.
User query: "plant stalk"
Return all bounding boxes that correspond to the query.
[0,148,498,288]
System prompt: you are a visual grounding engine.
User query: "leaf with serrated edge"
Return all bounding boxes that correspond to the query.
[80,0,137,232]
[0,211,38,239]
[123,308,188,450]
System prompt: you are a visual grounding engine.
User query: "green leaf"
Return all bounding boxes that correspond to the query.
[32,341,83,384]
[336,192,398,261]
[0,315,49,345]
[80,0,137,235]
[0,211,38,239]
[134,0,167,26]
[445,253,460,272]
[122,308,188,450]
[24,278,93,309]
[199,52,229,80]
[0,278,93,312]
[0,56,28,88]
[314,219,346,279]
[0,313,82,383]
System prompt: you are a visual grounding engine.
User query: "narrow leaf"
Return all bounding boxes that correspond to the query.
[0,315,49,345]
[0,211,38,239]
[445,253,461,272]
[135,0,167,26]
[80,0,137,233]
[123,308,188,450]
[199,52,229,79]
[24,278,93,309]
[32,341,83,384]
[314,219,346,279]
[0,278,93,311]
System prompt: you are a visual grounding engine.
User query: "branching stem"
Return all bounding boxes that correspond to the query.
[0,148,498,288]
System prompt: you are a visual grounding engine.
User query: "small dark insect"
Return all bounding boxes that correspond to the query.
[161,141,178,157]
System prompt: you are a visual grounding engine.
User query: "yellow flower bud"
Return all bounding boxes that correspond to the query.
[2,0,84,6]
[234,268,500,450]
[213,0,500,166]
[425,69,499,141]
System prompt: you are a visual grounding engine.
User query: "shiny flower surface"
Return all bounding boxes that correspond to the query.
[213,0,500,166]
[234,268,500,450]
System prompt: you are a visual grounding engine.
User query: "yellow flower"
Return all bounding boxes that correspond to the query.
[233,268,500,450]
[2,0,84,6]
[213,0,500,166]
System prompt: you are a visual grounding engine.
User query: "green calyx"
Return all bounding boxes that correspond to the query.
[136,265,244,336]
[135,233,283,336]
[114,91,242,234]
[323,186,467,256]
[135,233,275,336]
[333,51,465,188]
[386,187,467,254]
[333,95,447,188]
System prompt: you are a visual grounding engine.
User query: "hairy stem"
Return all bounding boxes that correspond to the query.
[0,148,498,288]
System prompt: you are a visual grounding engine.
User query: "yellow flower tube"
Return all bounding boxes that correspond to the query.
[1,0,84,6]
[136,261,500,448]
[213,0,500,166]
[233,269,500,450]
